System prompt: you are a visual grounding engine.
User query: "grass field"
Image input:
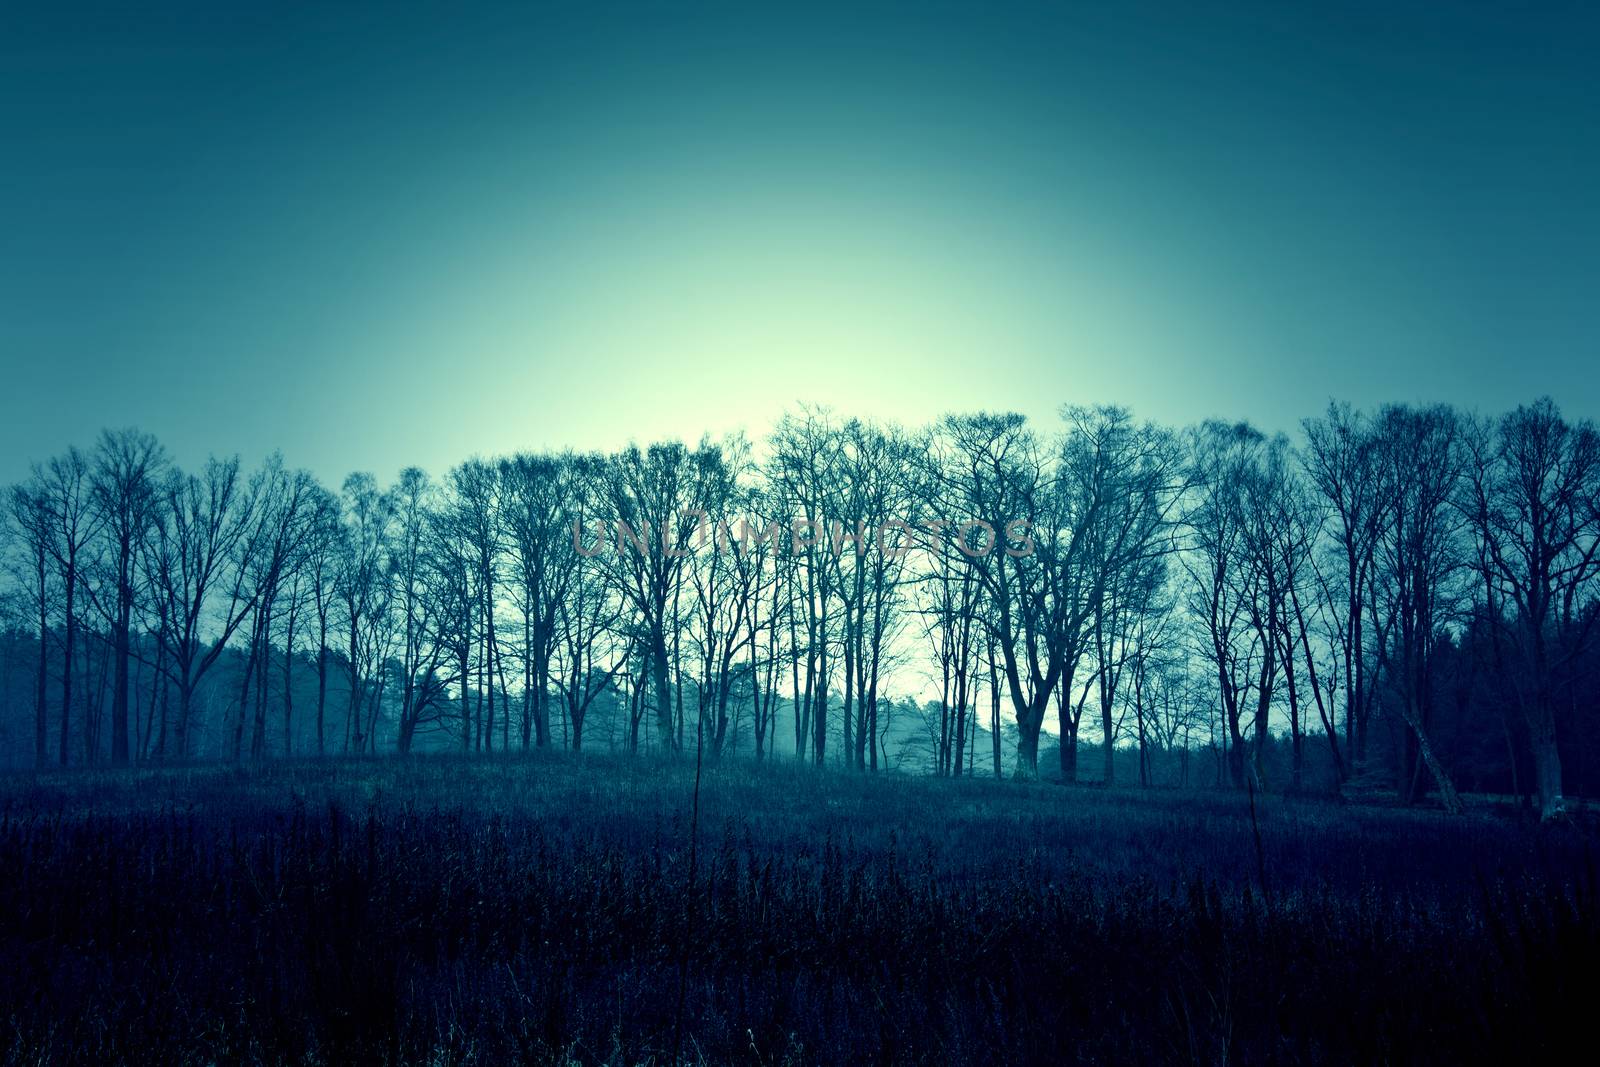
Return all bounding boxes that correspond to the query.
[1,753,1595,1065]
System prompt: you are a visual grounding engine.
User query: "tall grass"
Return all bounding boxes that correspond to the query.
[1,753,1594,1064]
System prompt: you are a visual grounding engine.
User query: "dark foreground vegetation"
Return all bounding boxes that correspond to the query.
[1,754,1596,1065]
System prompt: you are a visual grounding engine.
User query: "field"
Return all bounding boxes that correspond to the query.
[0,754,1595,1065]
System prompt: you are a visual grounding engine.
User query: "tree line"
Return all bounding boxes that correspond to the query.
[1,399,1597,816]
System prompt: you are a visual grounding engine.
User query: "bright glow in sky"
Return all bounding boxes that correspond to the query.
[3,1,1597,485]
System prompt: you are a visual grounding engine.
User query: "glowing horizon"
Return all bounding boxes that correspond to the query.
[4,2,1597,486]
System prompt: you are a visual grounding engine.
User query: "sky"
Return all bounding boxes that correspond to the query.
[2,1,1598,487]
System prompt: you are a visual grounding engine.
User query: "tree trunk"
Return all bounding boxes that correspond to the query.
[1057,676,1076,782]
[521,612,534,750]
[535,653,551,747]
[1530,720,1565,820]
[651,627,674,754]
[347,616,361,754]
[111,577,132,765]
[315,630,327,756]
[812,634,828,766]
[952,669,968,778]
[283,601,297,757]
[841,622,855,766]
[34,561,48,768]
[460,643,472,751]
[1251,640,1274,790]
[1014,694,1047,780]
[61,561,76,766]
[234,631,257,762]
[1100,698,1115,785]
[175,682,193,761]
[1015,718,1039,778]
[1410,720,1464,815]
[1225,708,1246,789]
[990,661,1002,780]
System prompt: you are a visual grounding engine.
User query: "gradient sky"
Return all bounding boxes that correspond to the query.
[3,1,1597,486]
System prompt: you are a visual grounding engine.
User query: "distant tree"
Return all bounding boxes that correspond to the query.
[1184,422,1267,789]
[770,410,844,765]
[147,456,259,760]
[1303,402,1385,768]
[685,435,754,759]
[302,485,343,756]
[499,453,584,749]
[231,457,318,761]
[1074,409,1183,784]
[1274,470,1345,788]
[849,422,920,772]
[554,529,624,752]
[447,460,503,752]
[929,409,1172,779]
[432,487,476,753]
[927,413,1053,777]
[2,398,1590,809]
[984,630,1003,778]
[6,482,53,766]
[389,467,452,754]
[1462,398,1600,818]
[1372,404,1466,814]
[828,419,917,771]
[35,449,102,765]
[336,474,394,754]
[594,441,721,756]
[1233,434,1302,790]
[1112,551,1172,788]
[918,535,982,777]
[90,428,166,765]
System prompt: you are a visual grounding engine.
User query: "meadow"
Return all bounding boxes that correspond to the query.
[0,753,1594,1065]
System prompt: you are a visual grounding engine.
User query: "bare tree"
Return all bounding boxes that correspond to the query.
[593,441,720,756]
[147,456,259,759]
[89,429,166,765]
[930,407,1181,780]
[770,410,844,765]
[919,539,982,777]
[685,438,757,759]
[1276,472,1346,788]
[33,450,103,765]
[1303,402,1384,768]
[232,457,317,761]
[1372,404,1466,814]
[928,414,1055,777]
[336,473,394,754]
[1183,422,1267,789]
[1077,410,1183,784]
[446,460,504,752]
[827,419,917,771]
[740,483,787,761]
[500,453,585,749]
[555,515,624,752]
[1461,398,1600,818]
[6,483,54,766]
[389,468,452,753]
[302,486,343,756]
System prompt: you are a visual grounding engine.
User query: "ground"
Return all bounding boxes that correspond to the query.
[0,753,1594,1065]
